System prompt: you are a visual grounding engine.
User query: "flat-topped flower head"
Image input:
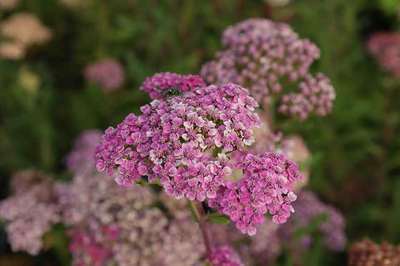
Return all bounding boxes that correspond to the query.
[209,245,244,266]
[209,152,302,235]
[95,82,260,201]
[201,18,335,120]
[0,170,60,255]
[202,19,320,101]
[140,72,206,99]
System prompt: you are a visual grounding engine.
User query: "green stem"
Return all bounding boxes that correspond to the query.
[189,201,213,263]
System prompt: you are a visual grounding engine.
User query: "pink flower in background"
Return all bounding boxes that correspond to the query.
[349,239,400,266]
[201,18,335,120]
[66,130,102,175]
[84,58,125,92]
[140,72,206,99]
[61,173,205,266]
[209,245,244,266]
[278,191,346,253]
[249,111,282,154]
[209,221,282,265]
[0,170,60,255]
[202,18,319,101]
[69,229,112,266]
[368,32,400,77]
[209,190,346,265]
[279,73,335,120]
[61,130,205,265]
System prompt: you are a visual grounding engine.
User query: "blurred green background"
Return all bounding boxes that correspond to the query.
[1,0,400,265]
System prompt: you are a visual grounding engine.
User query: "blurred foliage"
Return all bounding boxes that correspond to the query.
[1,0,400,265]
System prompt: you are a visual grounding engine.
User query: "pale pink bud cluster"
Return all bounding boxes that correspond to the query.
[201,18,335,120]
[61,131,205,265]
[0,170,60,255]
[140,72,206,99]
[60,173,205,266]
[84,58,125,92]
[368,32,400,77]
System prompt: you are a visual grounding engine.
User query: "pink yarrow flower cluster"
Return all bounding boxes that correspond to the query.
[0,170,60,255]
[60,173,205,266]
[201,18,335,120]
[209,152,301,235]
[209,191,346,265]
[367,32,400,77]
[96,74,303,235]
[279,73,335,120]
[96,82,260,200]
[209,245,244,266]
[140,72,206,99]
[84,58,125,92]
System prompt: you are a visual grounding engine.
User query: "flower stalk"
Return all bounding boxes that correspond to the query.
[189,201,213,261]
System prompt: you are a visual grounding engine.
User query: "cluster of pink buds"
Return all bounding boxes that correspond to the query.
[201,18,335,120]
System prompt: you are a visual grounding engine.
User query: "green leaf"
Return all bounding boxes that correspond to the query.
[380,0,400,13]
[207,213,230,224]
